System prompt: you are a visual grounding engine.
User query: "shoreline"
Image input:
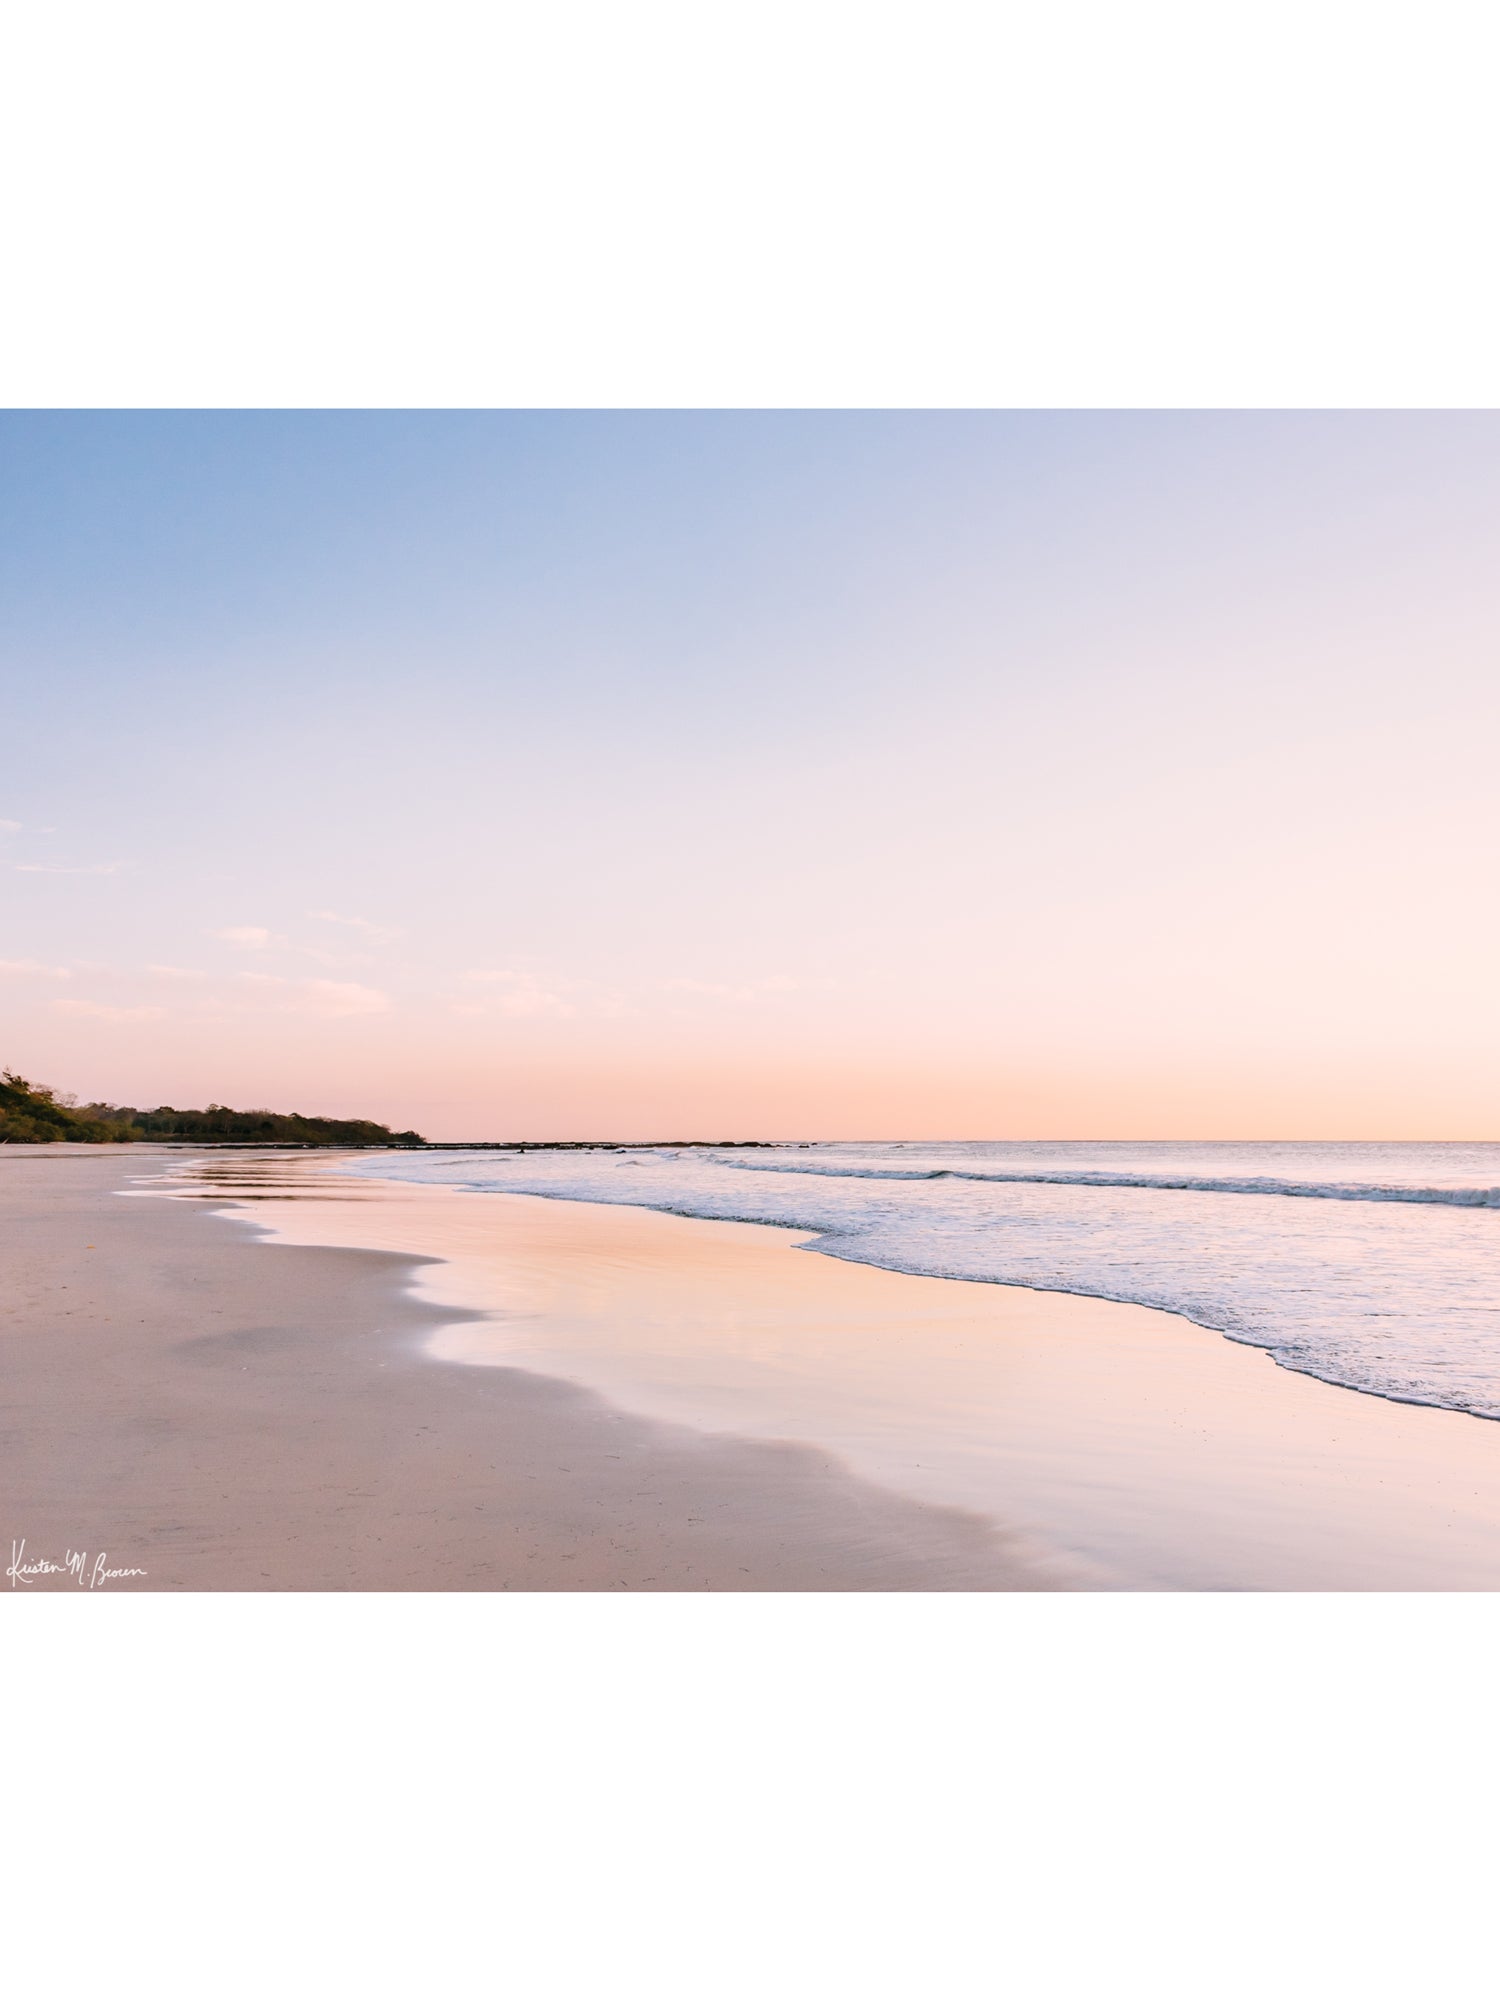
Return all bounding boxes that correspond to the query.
[368,1141,1500,1431]
[186,1151,1500,1590]
[10,1144,1500,1588]
[1,1149,1054,1591]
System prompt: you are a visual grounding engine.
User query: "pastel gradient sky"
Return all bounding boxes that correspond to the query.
[3,411,1498,1139]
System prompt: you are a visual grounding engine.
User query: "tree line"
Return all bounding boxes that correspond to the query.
[0,1071,423,1146]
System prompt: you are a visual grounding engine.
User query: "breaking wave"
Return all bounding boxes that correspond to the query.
[346,1139,1500,1422]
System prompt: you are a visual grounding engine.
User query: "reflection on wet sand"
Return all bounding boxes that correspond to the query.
[163,1150,1500,1590]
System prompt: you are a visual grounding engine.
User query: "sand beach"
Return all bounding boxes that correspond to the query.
[8,1146,1500,1590]
[1,1148,1053,1591]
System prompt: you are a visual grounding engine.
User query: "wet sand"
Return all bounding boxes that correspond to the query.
[191,1153,1500,1590]
[12,1147,1500,1589]
[0,1149,1053,1591]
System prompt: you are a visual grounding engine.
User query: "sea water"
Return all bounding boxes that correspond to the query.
[346,1140,1500,1422]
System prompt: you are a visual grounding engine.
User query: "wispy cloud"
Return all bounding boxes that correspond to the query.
[236,972,390,1018]
[146,964,208,981]
[13,861,122,876]
[308,910,402,945]
[207,926,282,950]
[296,945,377,969]
[54,999,165,1022]
[0,958,71,980]
[297,979,390,1018]
[661,974,808,1005]
[459,967,624,1020]
[0,819,19,832]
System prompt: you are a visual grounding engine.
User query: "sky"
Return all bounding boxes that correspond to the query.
[3,409,1499,1139]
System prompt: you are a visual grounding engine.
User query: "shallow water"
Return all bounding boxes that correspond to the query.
[146,1153,1500,1587]
[349,1141,1500,1422]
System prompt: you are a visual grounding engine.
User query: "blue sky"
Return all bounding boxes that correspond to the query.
[4,411,1499,1136]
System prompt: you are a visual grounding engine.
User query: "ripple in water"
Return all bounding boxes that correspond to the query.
[345,1140,1500,1422]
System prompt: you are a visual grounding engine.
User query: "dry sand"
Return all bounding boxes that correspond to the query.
[0,1148,1053,1591]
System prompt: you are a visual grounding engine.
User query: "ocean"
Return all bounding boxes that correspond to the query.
[348,1139,1500,1423]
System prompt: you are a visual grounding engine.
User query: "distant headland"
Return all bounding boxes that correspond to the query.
[0,1071,424,1147]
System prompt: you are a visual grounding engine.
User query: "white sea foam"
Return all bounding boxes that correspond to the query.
[345,1140,1500,1422]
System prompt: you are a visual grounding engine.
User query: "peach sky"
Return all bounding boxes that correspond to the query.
[4,411,1498,1138]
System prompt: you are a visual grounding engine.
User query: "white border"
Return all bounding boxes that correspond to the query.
[4,1,1498,407]
[6,1593,1496,1996]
